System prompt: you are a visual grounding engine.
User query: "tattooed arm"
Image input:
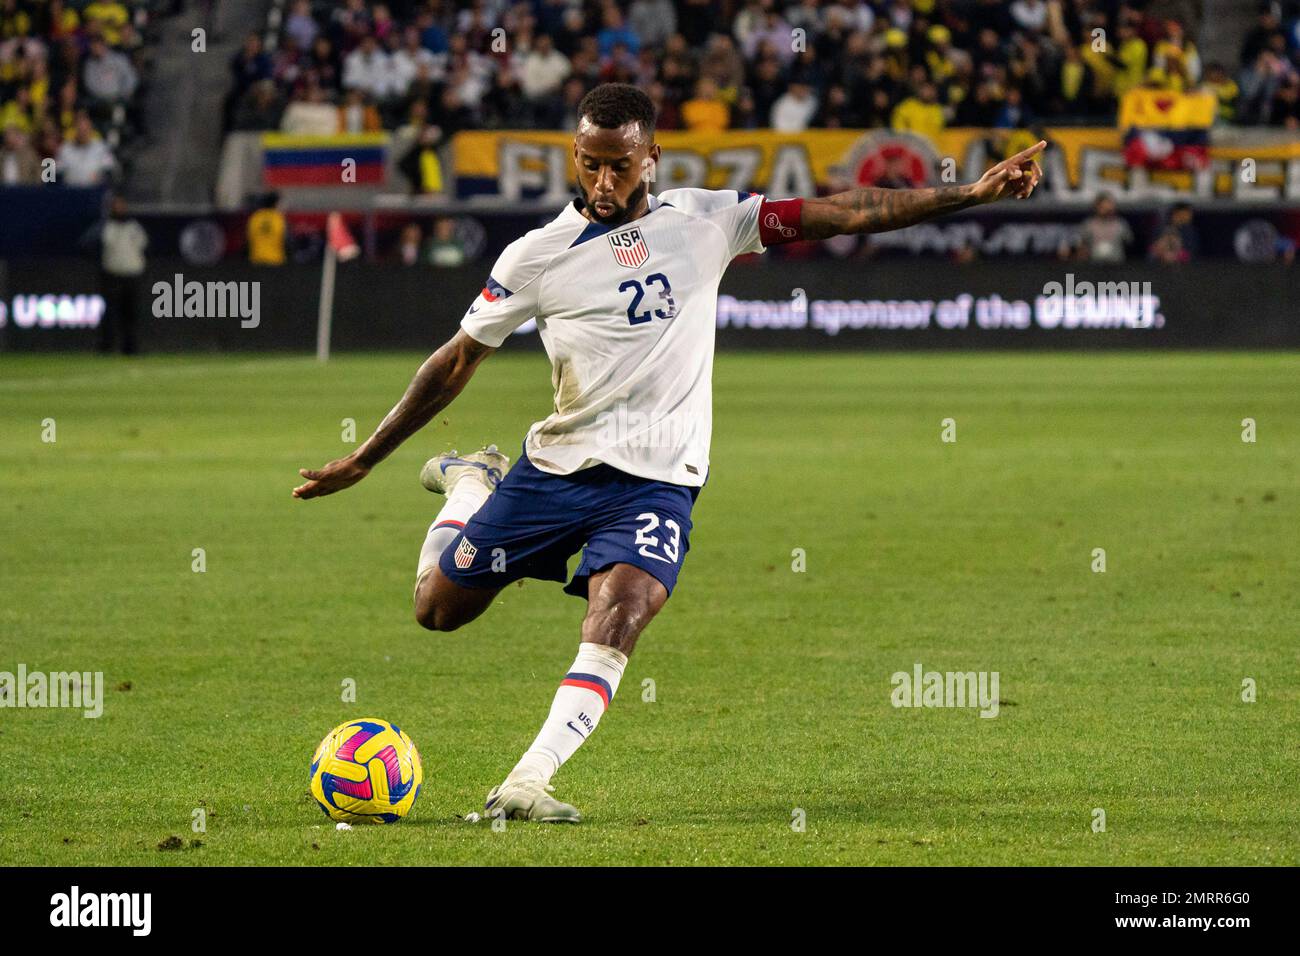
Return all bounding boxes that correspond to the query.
[799,141,1047,241]
[293,330,494,500]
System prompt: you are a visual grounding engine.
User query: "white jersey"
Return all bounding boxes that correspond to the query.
[459,188,769,487]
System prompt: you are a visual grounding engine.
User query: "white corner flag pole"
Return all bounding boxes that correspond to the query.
[316,241,337,363]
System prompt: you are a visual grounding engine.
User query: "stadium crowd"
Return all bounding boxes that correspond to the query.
[223,0,1300,149]
[0,0,154,187]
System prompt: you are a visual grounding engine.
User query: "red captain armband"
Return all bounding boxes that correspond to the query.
[757,196,804,246]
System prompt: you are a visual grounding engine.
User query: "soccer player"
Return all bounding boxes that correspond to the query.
[293,83,1043,823]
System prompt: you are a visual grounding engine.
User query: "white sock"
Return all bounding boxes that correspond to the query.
[509,642,628,784]
[415,477,491,592]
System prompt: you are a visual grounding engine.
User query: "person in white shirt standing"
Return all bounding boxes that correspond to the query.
[293,84,1044,823]
[93,195,148,354]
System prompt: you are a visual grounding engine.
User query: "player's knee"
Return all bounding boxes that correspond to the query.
[415,601,463,632]
[414,584,462,632]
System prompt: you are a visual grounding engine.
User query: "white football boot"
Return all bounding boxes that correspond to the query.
[419,444,510,496]
[484,777,582,824]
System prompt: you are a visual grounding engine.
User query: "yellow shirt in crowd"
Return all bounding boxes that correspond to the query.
[247,208,286,265]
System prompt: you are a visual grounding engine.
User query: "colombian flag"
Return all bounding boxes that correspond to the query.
[1119,88,1215,172]
[262,133,387,187]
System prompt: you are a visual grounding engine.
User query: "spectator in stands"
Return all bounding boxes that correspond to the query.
[344,33,395,100]
[1203,63,1240,123]
[41,0,81,42]
[628,0,677,50]
[1240,5,1284,67]
[226,33,271,130]
[771,79,818,131]
[233,80,284,131]
[82,35,137,106]
[428,216,466,267]
[416,7,448,55]
[391,25,440,97]
[814,83,856,128]
[520,32,571,111]
[1010,0,1049,34]
[0,0,32,38]
[680,76,729,132]
[306,36,342,92]
[396,221,423,266]
[1068,193,1132,263]
[34,118,61,162]
[332,0,373,53]
[891,81,945,138]
[552,74,590,130]
[371,4,397,45]
[281,77,338,134]
[993,86,1033,128]
[700,33,746,95]
[397,119,447,196]
[597,3,640,58]
[1152,20,1201,92]
[82,1,129,46]
[247,192,286,266]
[737,1,795,67]
[271,35,306,90]
[338,88,382,133]
[0,86,34,134]
[1238,45,1290,124]
[402,60,441,121]
[57,110,114,185]
[1113,21,1150,98]
[285,0,319,52]
[483,63,533,127]
[1,123,41,184]
[441,33,492,109]
[1270,72,1300,127]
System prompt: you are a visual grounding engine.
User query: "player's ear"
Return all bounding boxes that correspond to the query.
[644,143,661,184]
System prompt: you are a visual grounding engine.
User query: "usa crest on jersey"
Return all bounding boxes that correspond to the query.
[608,227,649,268]
[454,538,478,569]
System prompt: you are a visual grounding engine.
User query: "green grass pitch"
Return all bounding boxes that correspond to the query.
[1,351,1297,866]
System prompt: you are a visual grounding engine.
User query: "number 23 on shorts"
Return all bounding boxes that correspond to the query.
[634,512,680,564]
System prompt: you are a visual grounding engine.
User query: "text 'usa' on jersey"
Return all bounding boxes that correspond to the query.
[457,188,793,489]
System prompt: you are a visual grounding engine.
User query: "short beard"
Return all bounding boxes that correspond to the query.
[577,179,649,228]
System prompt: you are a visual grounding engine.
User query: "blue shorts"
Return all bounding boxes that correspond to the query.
[437,446,701,600]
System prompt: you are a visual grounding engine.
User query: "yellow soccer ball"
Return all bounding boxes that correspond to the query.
[309,718,422,823]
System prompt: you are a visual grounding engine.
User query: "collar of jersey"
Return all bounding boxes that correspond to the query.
[565,194,673,249]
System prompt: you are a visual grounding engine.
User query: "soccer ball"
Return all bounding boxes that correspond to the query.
[309,718,423,823]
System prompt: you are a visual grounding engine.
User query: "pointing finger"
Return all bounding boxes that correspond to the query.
[1007,140,1047,165]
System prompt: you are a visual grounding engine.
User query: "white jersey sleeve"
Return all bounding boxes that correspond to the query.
[459,236,548,347]
[657,187,767,259]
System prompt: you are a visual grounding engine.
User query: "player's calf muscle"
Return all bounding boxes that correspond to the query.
[582,566,667,654]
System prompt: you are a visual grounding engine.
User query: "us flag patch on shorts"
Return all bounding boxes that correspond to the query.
[608,227,648,268]
[454,538,478,569]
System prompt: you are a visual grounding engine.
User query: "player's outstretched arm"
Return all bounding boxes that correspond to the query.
[799,141,1046,241]
[292,330,494,500]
